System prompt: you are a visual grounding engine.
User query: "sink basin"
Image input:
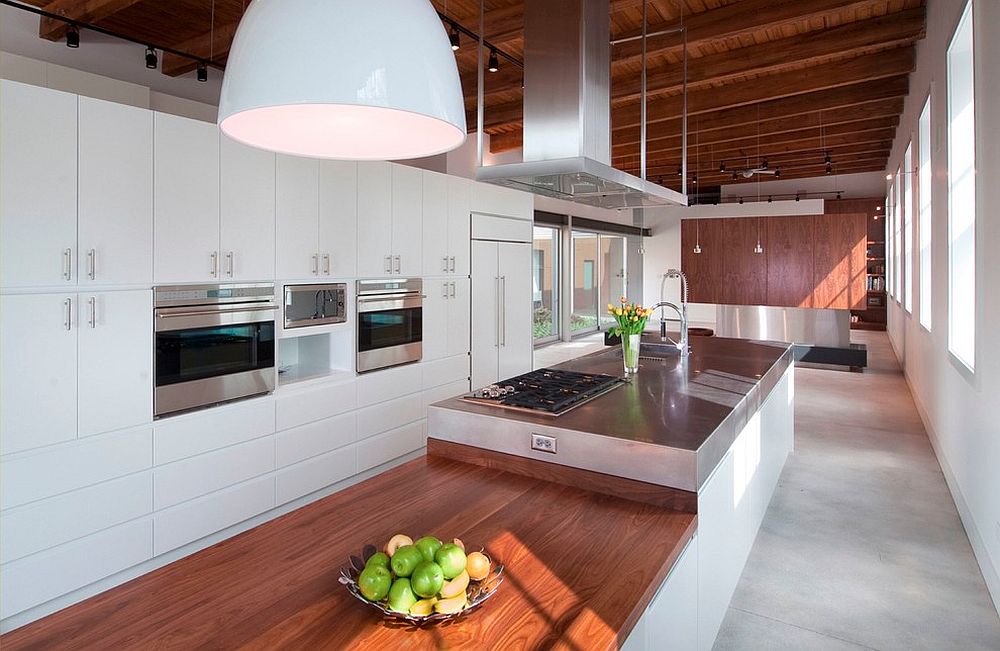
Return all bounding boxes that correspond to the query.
[638,342,682,358]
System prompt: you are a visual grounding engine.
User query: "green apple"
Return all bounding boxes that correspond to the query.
[357,565,391,602]
[390,545,424,578]
[387,577,418,613]
[410,561,445,598]
[434,543,467,580]
[414,536,443,563]
[365,551,390,570]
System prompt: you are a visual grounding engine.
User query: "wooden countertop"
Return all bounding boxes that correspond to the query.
[1,452,696,650]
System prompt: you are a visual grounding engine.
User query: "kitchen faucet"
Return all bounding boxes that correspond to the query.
[651,269,689,356]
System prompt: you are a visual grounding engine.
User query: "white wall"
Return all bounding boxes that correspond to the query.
[884,0,999,614]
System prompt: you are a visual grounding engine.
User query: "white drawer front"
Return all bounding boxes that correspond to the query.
[357,421,424,473]
[422,354,470,390]
[1,471,152,563]
[356,393,424,441]
[153,398,275,465]
[1,426,152,510]
[276,380,357,431]
[0,519,153,620]
[154,437,274,510]
[422,380,471,419]
[275,446,356,505]
[356,363,422,408]
[276,412,357,468]
[154,476,274,555]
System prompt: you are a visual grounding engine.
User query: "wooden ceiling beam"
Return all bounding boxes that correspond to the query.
[38,0,143,41]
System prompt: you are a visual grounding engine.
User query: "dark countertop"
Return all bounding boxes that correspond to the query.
[0,455,696,651]
[429,334,795,491]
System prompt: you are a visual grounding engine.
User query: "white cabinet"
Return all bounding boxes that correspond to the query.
[0,291,153,455]
[471,241,532,388]
[357,162,423,276]
[0,294,78,455]
[78,97,153,286]
[78,290,153,437]
[423,173,471,276]
[471,182,533,220]
[220,136,275,281]
[153,112,220,283]
[276,157,357,279]
[422,278,469,362]
[0,81,78,288]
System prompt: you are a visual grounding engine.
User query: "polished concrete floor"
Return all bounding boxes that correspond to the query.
[536,331,1000,650]
[714,331,1000,650]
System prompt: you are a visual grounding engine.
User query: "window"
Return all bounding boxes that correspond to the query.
[903,142,913,313]
[532,226,560,343]
[947,1,976,370]
[918,97,932,329]
[893,169,902,300]
[887,183,895,298]
[571,231,599,333]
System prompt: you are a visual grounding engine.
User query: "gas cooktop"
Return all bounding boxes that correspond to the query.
[461,368,625,416]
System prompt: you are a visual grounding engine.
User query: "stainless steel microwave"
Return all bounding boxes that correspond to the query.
[283,283,347,329]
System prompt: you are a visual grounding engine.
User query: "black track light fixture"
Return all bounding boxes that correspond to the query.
[837,192,843,200]
[767,195,773,203]
[66,25,80,48]
[774,169,781,178]
[824,152,832,164]
[825,162,833,175]
[145,46,158,69]
[676,165,683,176]
[732,171,738,180]
[738,197,744,205]
[197,61,208,82]
[795,193,801,202]
[760,159,768,170]
[719,161,726,173]
[487,49,499,73]
[692,175,698,185]
[449,25,460,51]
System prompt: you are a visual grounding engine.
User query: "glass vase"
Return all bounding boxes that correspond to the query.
[621,333,640,375]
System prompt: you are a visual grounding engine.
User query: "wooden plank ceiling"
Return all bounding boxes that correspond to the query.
[26,0,925,190]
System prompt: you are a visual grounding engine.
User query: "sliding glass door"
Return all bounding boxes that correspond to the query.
[532,226,560,344]
[599,235,627,329]
[571,231,600,334]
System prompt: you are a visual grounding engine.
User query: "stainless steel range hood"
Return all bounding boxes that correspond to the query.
[475,0,686,209]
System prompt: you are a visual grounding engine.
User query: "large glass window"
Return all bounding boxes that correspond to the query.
[947,1,976,370]
[571,231,599,333]
[903,142,914,313]
[918,97,933,329]
[598,234,628,329]
[532,226,560,343]
[887,183,895,298]
[893,170,902,300]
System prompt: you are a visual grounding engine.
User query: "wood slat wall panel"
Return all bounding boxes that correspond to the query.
[766,216,816,308]
[721,218,767,305]
[814,213,860,308]
[681,219,725,304]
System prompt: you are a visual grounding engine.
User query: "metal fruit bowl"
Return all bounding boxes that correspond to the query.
[339,544,504,626]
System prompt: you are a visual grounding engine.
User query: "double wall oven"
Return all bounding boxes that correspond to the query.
[356,279,423,373]
[154,284,277,417]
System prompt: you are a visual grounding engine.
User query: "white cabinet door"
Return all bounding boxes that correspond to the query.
[422,171,450,275]
[275,155,320,280]
[471,241,499,389]
[356,162,392,276]
[153,113,220,283]
[498,241,533,380]
[78,97,153,286]
[646,535,699,650]
[319,160,358,277]
[391,164,423,276]
[422,279,450,362]
[447,278,471,358]
[0,81,78,288]
[220,136,275,281]
[0,294,78,455]
[77,290,153,437]
[447,176,472,276]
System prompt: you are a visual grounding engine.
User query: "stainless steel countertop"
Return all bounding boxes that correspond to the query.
[429,334,795,491]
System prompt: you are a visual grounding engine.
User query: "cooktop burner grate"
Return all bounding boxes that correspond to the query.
[462,369,625,416]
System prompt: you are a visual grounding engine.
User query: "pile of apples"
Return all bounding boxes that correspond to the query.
[357,533,492,616]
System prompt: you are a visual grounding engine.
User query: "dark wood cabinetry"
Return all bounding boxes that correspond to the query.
[765,215,816,308]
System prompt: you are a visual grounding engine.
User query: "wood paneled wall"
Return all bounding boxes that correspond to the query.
[681,212,867,309]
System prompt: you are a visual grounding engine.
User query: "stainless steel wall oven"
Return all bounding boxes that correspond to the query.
[356,278,423,373]
[154,283,276,417]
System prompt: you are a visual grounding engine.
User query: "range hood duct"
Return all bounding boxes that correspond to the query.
[475,0,686,209]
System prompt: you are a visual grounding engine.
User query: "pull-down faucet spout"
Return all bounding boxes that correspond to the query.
[654,269,689,356]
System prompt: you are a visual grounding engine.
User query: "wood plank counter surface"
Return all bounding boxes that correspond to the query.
[1,453,696,650]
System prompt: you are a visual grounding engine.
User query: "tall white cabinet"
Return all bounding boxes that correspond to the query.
[471,238,532,388]
[356,162,423,277]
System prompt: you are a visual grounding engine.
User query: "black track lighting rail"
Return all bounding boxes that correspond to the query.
[435,10,523,69]
[1,0,224,71]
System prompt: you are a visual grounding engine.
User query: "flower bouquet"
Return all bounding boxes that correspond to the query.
[607,296,649,375]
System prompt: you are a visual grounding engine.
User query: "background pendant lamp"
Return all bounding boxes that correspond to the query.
[218,0,466,160]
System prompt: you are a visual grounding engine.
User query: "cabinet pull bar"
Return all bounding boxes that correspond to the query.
[63,248,72,281]
[450,282,456,298]
[443,256,449,272]
[385,255,393,273]
[87,248,96,280]
[210,252,218,277]
[495,277,500,348]
[226,251,234,277]
[312,254,319,275]
[88,296,96,328]
[64,298,72,330]
[443,282,449,298]
[394,255,401,274]
[323,253,331,275]
[450,256,456,273]
[500,276,506,347]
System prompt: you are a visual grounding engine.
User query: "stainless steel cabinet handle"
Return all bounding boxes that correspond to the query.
[226,251,234,277]
[450,256,456,273]
[385,255,393,273]
[63,248,72,281]
[88,296,96,328]
[500,276,506,347]
[87,248,96,280]
[394,255,401,274]
[64,298,72,330]
[450,282,456,298]
[442,282,449,298]
[495,277,500,348]
[443,256,449,272]
[312,254,319,275]
[322,253,331,275]
[210,252,218,277]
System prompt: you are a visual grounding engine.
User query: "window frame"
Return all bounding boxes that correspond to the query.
[918,94,933,331]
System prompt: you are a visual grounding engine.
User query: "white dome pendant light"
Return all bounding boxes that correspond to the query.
[218,0,466,160]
